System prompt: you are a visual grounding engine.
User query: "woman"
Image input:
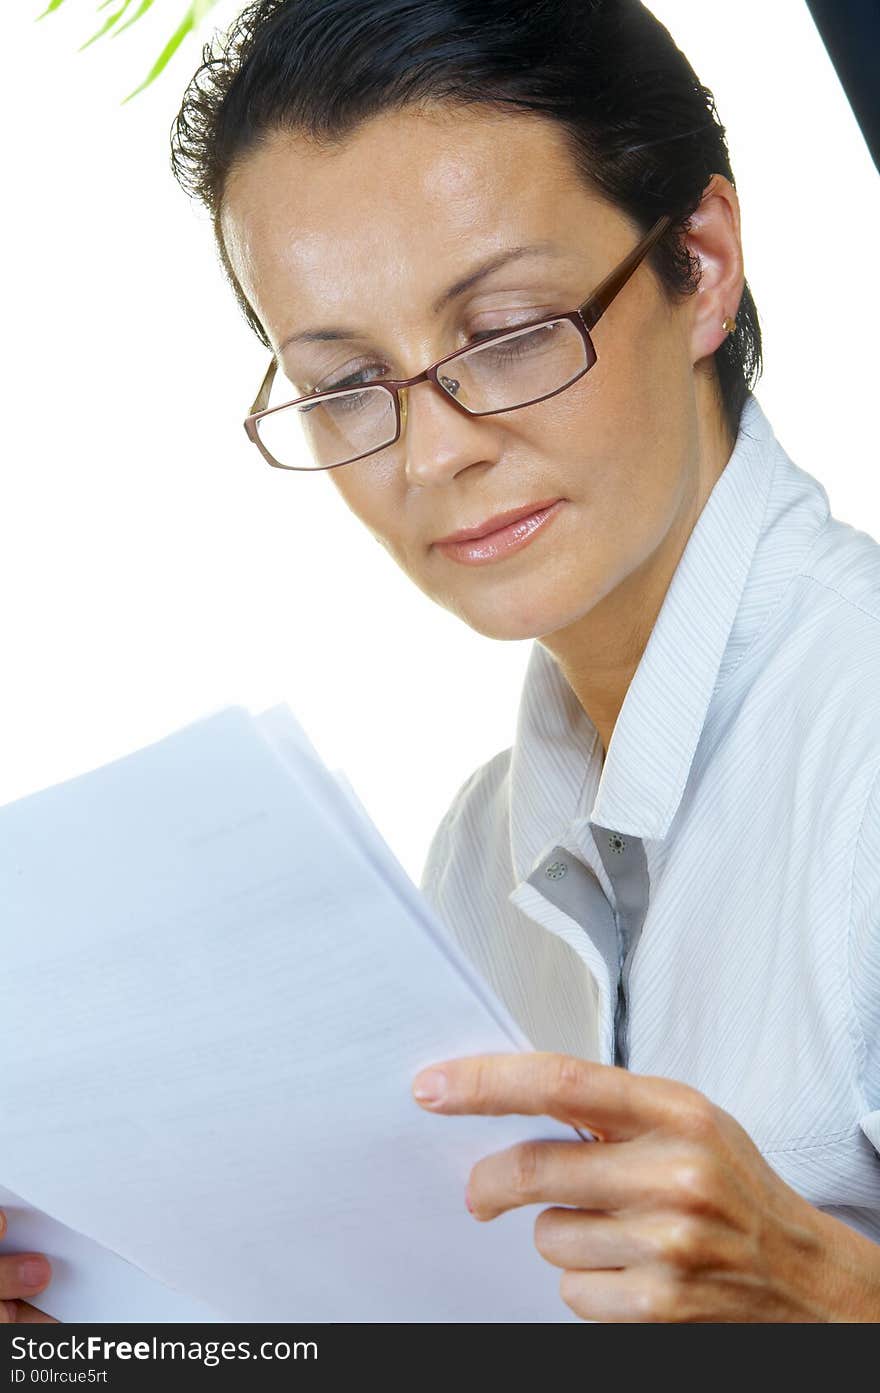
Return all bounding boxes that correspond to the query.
[3,0,878,1323]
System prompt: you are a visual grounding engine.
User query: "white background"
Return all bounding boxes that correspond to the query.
[2,0,878,882]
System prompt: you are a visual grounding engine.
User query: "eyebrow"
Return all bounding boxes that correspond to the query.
[275,241,563,356]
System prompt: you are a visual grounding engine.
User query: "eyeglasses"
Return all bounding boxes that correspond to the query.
[243,213,673,472]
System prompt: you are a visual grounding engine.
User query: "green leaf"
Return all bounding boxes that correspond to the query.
[34,0,68,20]
[34,0,226,100]
[120,2,201,104]
[111,0,156,39]
[78,0,138,51]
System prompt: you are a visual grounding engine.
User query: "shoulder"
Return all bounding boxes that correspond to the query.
[772,516,880,771]
[801,513,880,630]
[419,745,513,901]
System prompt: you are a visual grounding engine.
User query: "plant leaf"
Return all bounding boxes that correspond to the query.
[34,0,226,100]
[111,0,156,39]
[120,2,201,104]
[34,0,68,20]
[78,0,138,51]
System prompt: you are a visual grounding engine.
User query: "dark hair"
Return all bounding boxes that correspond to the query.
[170,0,762,445]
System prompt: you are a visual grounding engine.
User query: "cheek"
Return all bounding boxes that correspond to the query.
[588,445,689,569]
[543,325,692,551]
[327,467,409,555]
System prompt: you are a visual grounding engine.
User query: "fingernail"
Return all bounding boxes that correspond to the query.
[19,1258,48,1288]
[413,1069,448,1105]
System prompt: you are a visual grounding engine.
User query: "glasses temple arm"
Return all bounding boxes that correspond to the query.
[249,357,278,416]
[578,213,674,332]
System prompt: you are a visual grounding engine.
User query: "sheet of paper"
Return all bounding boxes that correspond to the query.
[0,706,586,1323]
[0,1186,220,1323]
[256,703,541,1050]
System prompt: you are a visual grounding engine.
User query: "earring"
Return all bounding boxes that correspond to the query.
[722,316,737,334]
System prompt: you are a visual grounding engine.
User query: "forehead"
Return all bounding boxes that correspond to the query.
[220,104,609,340]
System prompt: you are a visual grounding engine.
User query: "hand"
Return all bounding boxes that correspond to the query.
[411,1053,880,1322]
[0,1209,58,1324]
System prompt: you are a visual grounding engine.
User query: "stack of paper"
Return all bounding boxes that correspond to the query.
[0,705,587,1323]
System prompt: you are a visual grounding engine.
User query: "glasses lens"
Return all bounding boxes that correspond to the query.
[443,318,588,413]
[255,381,398,469]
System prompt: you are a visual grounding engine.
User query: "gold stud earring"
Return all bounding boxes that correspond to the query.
[722,316,737,334]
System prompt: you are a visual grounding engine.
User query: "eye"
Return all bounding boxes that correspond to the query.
[464,314,554,347]
[317,362,389,393]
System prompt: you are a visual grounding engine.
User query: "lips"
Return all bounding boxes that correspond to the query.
[433,498,563,546]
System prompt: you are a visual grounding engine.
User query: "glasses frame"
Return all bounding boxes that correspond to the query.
[243,212,674,472]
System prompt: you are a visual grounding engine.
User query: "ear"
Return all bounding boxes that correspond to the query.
[680,173,745,367]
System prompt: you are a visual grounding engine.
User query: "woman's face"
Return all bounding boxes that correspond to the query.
[221,103,737,642]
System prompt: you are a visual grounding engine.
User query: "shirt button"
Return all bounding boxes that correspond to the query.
[545,860,568,880]
[608,834,626,854]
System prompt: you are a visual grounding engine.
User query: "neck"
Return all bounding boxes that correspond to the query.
[539,380,736,761]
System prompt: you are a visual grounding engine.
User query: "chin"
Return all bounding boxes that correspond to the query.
[449,595,576,643]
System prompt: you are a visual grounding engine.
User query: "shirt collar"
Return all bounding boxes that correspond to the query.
[508,392,831,880]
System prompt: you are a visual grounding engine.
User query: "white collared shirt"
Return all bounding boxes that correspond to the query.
[420,392,880,1243]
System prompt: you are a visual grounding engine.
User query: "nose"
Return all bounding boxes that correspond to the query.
[400,378,500,488]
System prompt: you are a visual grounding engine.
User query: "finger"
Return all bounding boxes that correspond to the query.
[1,1301,18,1324]
[534,1207,657,1269]
[413,1053,696,1141]
[468,1136,664,1218]
[0,1254,53,1302]
[0,1209,6,1239]
[557,1267,689,1323]
[534,1206,728,1274]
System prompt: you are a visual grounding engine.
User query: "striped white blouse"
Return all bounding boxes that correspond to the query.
[420,392,880,1245]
